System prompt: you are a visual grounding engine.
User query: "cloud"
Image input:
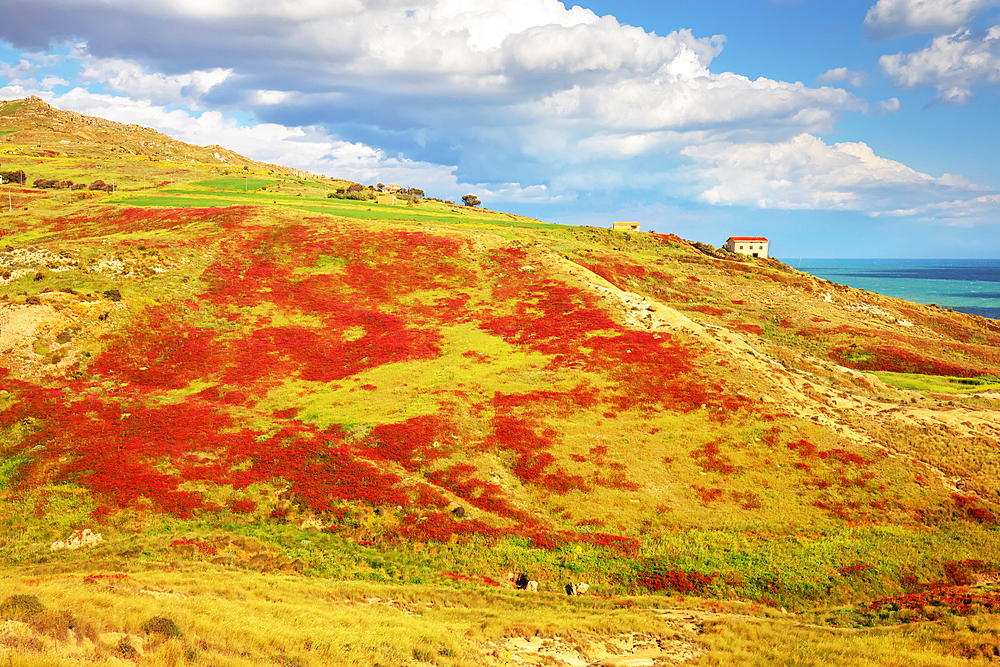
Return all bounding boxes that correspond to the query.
[39,75,69,89]
[680,133,995,221]
[878,96,902,112]
[76,50,232,107]
[0,1,859,138]
[879,25,1000,103]
[864,0,1000,39]
[817,67,868,86]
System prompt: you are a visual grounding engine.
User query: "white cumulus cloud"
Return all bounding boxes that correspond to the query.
[680,133,994,221]
[817,67,869,86]
[879,25,1000,103]
[878,97,902,112]
[77,49,232,107]
[864,0,1000,39]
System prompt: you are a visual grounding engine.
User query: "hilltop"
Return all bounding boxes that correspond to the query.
[0,96,310,178]
[2,97,1000,666]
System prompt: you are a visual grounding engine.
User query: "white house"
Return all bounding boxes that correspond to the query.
[726,236,769,259]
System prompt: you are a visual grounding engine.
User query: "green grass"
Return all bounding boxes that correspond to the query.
[192,177,278,191]
[872,371,1000,393]
[0,101,25,116]
[0,452,30,489]
[111,192,548,227]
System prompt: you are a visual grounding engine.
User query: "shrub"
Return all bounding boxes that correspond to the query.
[32,179,73,189]
[636,563,717,593]
[0,170,26,185]
[0,594,45,619]
[141,616,183,638]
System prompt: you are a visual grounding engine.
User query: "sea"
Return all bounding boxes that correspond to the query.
[786,259,1000,321]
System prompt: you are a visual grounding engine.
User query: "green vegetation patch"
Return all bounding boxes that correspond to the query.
[873,371,1000,393]
[193,177,278,191]
[0,101,25,116]
[0,453,31,489]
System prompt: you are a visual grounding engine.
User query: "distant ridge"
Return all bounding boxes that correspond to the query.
[0,96,317,179]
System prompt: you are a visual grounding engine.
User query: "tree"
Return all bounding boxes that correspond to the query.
[462,194,481,207]
[0,170,26,185]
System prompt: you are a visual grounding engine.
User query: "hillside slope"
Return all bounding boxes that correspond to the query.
[2,97,1000,666]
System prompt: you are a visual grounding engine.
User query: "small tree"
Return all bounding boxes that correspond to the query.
[462,194,481,207]
[1,170,27,185]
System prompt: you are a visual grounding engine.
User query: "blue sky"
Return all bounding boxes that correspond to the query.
[1,0,999,258]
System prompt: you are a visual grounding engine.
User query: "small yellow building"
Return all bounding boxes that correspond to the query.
[726,236,769,258]
[377,194,397,205]
[613,222,640,232]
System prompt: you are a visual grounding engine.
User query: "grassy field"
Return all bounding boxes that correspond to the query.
[873,371,1000,393]
[2,566,997,666]
[192,177,279,191]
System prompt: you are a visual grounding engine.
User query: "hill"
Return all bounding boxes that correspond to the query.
[2,97,1000,666]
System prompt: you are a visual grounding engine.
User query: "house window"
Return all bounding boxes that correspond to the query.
[739,245,744,250]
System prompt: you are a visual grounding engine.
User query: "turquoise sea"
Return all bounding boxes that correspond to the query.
[787,259,1000,321]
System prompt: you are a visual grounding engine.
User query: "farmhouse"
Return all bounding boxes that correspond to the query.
[376,193,397,205]
[383,184,403,194]
[613,222,641,232]
[726,236,769,259]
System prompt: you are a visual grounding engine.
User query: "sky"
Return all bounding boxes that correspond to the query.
[1,0,999,258]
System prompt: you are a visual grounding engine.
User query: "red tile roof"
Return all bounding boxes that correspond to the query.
[727,237,769,242]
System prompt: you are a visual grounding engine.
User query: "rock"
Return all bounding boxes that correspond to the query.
[51,528,103,551]
[565,582,589,595]
[526,580,538,592]
[452,505,466,518]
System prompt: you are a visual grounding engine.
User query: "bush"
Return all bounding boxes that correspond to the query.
[0,170,26,185]
[330,188,373,201]
[32,179,73,189]
[88,180,113,192]
[0,594,45,619]
[141,616,183,638]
